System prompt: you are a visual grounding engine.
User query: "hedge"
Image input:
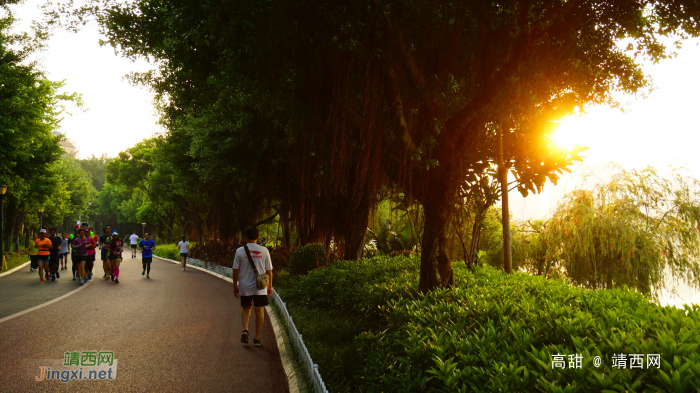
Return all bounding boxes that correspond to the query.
[278,256,700,392]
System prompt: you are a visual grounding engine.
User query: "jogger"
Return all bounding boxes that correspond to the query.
[59,232,69,270]
[85,227,97,281]
[129,232,139,258]
[139,232,156,278]
[48,228,62,281]
[99,225,112,279]
[35,229,52,284]
[71,229,91,285]
[107,232,123,284]
[69,224,80,280]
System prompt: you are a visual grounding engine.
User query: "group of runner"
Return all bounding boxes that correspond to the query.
[32,222,157,285]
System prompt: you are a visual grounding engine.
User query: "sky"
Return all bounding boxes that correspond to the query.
[8,0,162,160]
[7,0,700,305]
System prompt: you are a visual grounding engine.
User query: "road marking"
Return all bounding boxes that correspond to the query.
[0,261,31,278]
[0,280,93,324]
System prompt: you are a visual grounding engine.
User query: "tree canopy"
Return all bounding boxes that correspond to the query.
[1,1,88,251]
[49,0,700,290]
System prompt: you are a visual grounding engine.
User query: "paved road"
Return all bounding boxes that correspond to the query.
[0,263,81,320]
[0,253,289,392]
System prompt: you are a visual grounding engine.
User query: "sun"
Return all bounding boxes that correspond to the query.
[552,120,584,151]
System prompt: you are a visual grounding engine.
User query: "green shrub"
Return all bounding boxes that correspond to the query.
[152,244,180,260]
[287,243,338,276]
[274,255,420,393]
[356,265,700,392]
[278,257,700,393]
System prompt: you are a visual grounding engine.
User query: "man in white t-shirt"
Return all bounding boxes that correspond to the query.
[129,232,139,259]
[233,226,273,347]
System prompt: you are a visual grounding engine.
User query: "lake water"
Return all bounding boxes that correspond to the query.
[658,272,699,309]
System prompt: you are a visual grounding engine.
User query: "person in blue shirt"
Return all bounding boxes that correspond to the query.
[139,232,157,278]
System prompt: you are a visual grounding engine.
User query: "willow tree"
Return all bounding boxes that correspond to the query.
[544,167,700,298]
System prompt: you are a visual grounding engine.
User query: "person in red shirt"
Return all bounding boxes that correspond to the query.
[35,229,52,284]
[85,226,98,280]
[72,229,93,285]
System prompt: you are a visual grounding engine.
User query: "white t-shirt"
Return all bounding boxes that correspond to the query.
[129,234,139,245]
[177,241,189,253]
[232,243,273,296]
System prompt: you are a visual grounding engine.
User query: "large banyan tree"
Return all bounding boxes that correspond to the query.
[53,0,700,291]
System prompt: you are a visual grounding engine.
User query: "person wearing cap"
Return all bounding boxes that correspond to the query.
[35,229,52,284]
[99,225,113,279]
[69,224,80,280]
[106,231,123,283]
[48,228,62,281]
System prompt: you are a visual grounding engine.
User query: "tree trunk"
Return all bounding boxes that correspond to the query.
[419,199,455,293]
[497,125,513,274]
[24,225,30,249]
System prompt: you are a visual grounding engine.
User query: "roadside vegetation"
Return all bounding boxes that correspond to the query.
[276,256,700,392]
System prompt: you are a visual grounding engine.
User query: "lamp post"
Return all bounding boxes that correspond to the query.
[0,185,8,267]
[39,207,45,230]
[141,223,146,239]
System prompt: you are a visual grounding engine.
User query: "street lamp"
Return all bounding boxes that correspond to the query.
[141,223,146,239]
[39,207,45,229]
[0,185,7,267]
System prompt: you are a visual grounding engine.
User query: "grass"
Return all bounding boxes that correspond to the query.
[1,253,30,272]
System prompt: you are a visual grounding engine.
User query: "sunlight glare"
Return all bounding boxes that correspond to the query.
[552,120,586,151]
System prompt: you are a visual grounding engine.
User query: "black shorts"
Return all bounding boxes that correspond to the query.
[75,255,87,263]
[49,254,60,265]
[108,255,122,261]
[87,254,95,263]
[130,244,137,249]
[240,295,269,308]
[59,252,68,257]
[101,251,108,261]
[142,257,152,263]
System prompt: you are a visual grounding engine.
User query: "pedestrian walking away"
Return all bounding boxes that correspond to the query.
[232,226,273,347]
[129,231,139,258]
[72,229,91,285]
[99,225,113,279]
[107,232,123,283]
[69,224,80,280]
[177,236,189,271]
[85,226,98,280]
[35,229,52,284]
[59,232,70,270]
[139,232,156,278]
[48,228,62,281]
